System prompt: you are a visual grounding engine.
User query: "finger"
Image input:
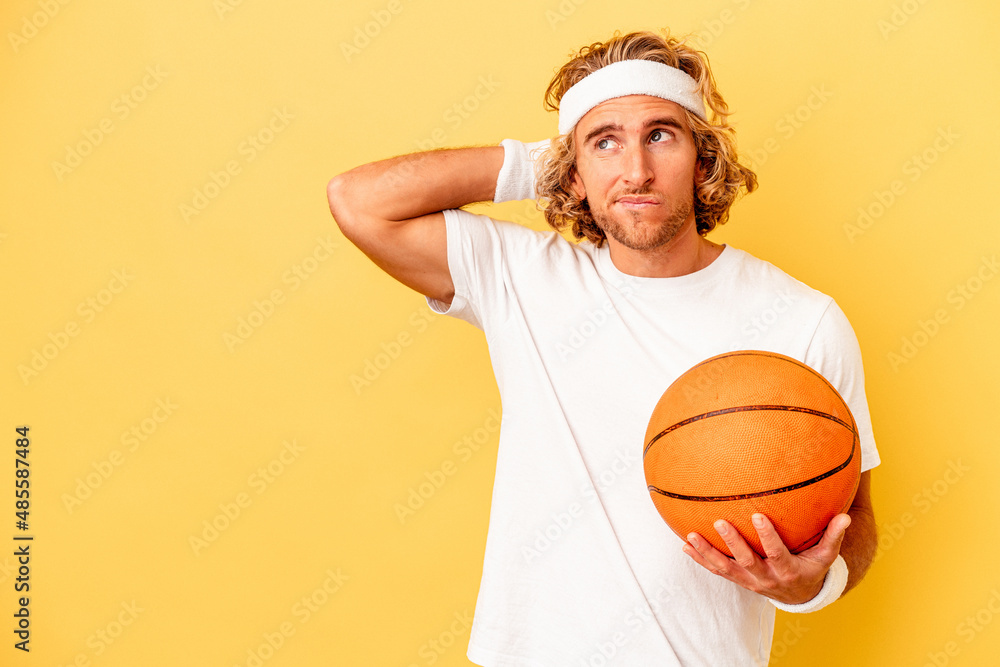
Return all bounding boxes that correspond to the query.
[751,513,793,572]
[685,531,739,578]
[816,513,852,555]
[715,519,764,574]
[800,513,852,564]
[682,539,715,572]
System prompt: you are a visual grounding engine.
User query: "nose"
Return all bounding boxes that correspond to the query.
[621,140,653,188]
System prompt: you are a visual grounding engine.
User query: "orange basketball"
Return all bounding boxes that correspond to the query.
[642,350,860,558]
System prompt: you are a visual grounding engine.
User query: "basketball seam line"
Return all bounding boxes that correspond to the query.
[642,404,857,458]
[688,353,842,398]
[646,437,858,502]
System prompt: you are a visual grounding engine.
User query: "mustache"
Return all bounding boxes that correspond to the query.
[614,188,655,197]
[612,188,663,204]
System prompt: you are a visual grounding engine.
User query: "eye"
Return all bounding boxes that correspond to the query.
[596,137,615,150]
[650,129,672,143]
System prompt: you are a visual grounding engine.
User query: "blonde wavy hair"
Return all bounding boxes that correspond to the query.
[535,29,757,245]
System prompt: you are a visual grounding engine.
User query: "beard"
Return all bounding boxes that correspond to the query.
[590,188,695,251]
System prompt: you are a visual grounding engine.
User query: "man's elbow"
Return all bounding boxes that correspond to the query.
[326,174,358,237]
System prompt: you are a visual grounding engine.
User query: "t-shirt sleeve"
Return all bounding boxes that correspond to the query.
[424,208,513,335]
[804,299,881,472]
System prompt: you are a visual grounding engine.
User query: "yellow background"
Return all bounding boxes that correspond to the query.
[2,0,998,665]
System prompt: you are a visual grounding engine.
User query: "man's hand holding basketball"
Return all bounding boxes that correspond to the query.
[682,512,851,605]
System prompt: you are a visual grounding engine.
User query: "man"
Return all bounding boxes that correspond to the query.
[328,29,879,667]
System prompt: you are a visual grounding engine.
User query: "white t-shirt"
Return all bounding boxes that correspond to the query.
[425,208,880,667]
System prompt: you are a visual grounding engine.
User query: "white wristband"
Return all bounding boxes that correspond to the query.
[493,138,550,203]
[769,555,848,614]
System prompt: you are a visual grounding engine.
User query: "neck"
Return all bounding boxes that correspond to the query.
[605,220,724,278]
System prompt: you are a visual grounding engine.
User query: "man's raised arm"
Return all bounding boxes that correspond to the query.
[326,146,505,306]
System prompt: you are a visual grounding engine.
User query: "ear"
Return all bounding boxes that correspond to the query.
[570,167,587,201]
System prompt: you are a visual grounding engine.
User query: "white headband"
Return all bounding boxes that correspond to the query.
[557,59,706,135]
